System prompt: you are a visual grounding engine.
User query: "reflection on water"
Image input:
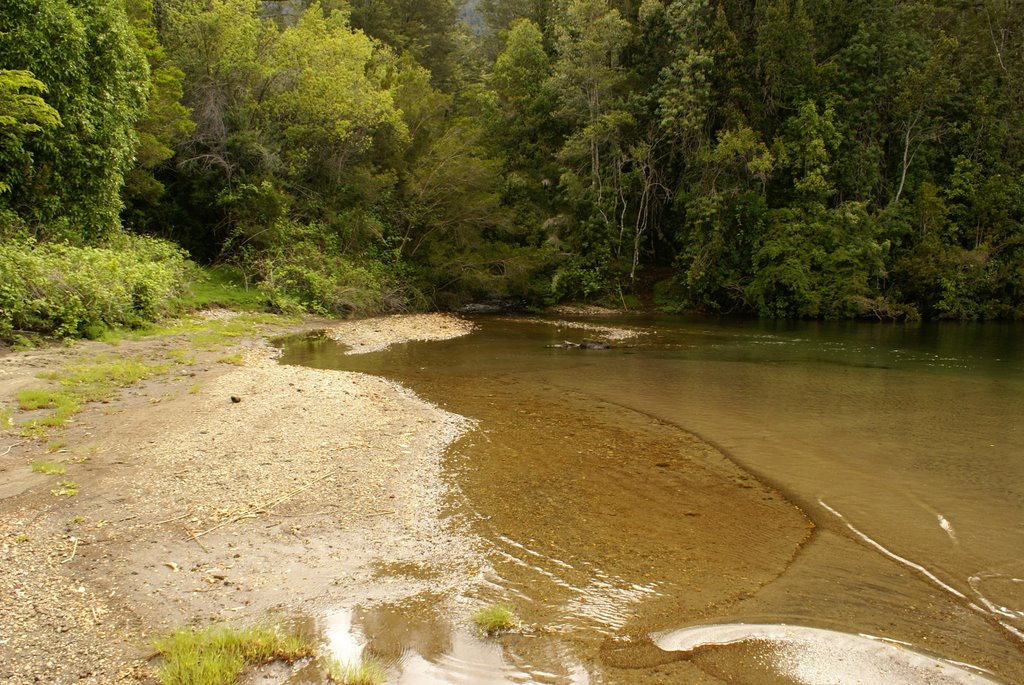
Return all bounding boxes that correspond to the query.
[656,623,1003,684]
[279,316,1024,684]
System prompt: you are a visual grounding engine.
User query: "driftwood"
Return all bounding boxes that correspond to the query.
[546,338,611,350]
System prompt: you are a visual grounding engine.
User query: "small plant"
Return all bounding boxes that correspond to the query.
[31,459,66,475]
[188,382,200,395]
[217,353,245,365]
[15,533,29,543]
[0,406,12,430]
[46,439,66,453]
[471,603,520,636]
[325,656,387,685]
[17,388,80,413]
[16,356,173,438]
[152,624,313,685]
[164,347,195,365]
[51,480,78,497]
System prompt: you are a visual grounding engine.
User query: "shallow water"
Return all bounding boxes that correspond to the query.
[279,316,1024,684]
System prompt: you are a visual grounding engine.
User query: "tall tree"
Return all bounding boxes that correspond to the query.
[0,70,61,199]
[0,0,149,241]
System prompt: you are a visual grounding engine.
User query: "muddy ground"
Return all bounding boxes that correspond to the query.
[0,313,478,684]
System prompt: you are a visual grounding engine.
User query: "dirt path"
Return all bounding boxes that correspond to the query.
[0,313,478,684]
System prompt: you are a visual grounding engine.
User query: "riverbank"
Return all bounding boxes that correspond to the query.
[0,312,478,684]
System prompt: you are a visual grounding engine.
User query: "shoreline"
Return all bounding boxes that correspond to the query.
[0,313,479,684]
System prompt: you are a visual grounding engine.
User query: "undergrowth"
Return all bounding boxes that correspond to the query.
[0,234,190,341]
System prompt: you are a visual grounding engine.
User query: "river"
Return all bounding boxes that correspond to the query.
[279,315,1024,684]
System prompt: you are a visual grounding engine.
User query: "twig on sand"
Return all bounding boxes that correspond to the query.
[191,470,337,539]
[153,513,190,526]
[1,440,27,458]
[184,525,209,553]
[61,536,79,564]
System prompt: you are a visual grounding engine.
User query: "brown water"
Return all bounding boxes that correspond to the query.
[279,316,1024,684]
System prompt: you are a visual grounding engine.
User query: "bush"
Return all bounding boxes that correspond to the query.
[234,220,412,317]
[0,234,190,339]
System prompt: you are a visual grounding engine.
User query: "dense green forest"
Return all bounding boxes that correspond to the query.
[2,0,1023,337]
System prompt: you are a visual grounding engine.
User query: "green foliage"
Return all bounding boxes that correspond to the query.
[121,0,195,223]
[234,219,409,316]
[152,624,313,685]
[0,0,149,241]
[181,265,269,311]
[8,0,1015,319]
[345,0,466,90]
[0,235,190,340]
[0,70,62,197]
[266,6,407,193]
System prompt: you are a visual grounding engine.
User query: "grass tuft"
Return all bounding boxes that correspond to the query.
[325,656,387,685]
[152,624,313,685]
[15,356,172,438]
[471,603,520,636]
[31,459,66,475]
[50,480,78,497]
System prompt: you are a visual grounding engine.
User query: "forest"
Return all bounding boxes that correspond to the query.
[2,0,1023,339]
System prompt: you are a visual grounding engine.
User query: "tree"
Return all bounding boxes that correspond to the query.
[266,5,406,194]
[0,70,61,199]
[345,0,467,89]
[121,0,195,224]
[551,0,630,188]
[0,0,149,241]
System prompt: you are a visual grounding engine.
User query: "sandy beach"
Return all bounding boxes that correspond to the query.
[0,313,476,683]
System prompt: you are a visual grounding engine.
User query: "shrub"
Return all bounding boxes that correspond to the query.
[0,234,190,340]
[236,220,409,317]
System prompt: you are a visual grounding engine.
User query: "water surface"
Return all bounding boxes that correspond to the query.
[280,316,1024,683]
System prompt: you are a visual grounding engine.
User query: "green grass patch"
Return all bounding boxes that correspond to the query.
[17,388,79,412]
[152,624,313,685]
[0,406,12,430]
[31,459,65,475]
[39,357,172,401]
[180,265,270,312]
[51,480,78,497]
[14,356,173,438]
[325,656,387,685]
[471,603,520,636]
[217,353,245,366]
[165,348,196,365]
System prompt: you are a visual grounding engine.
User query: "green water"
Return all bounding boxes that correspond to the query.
[279,316,1024,684]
